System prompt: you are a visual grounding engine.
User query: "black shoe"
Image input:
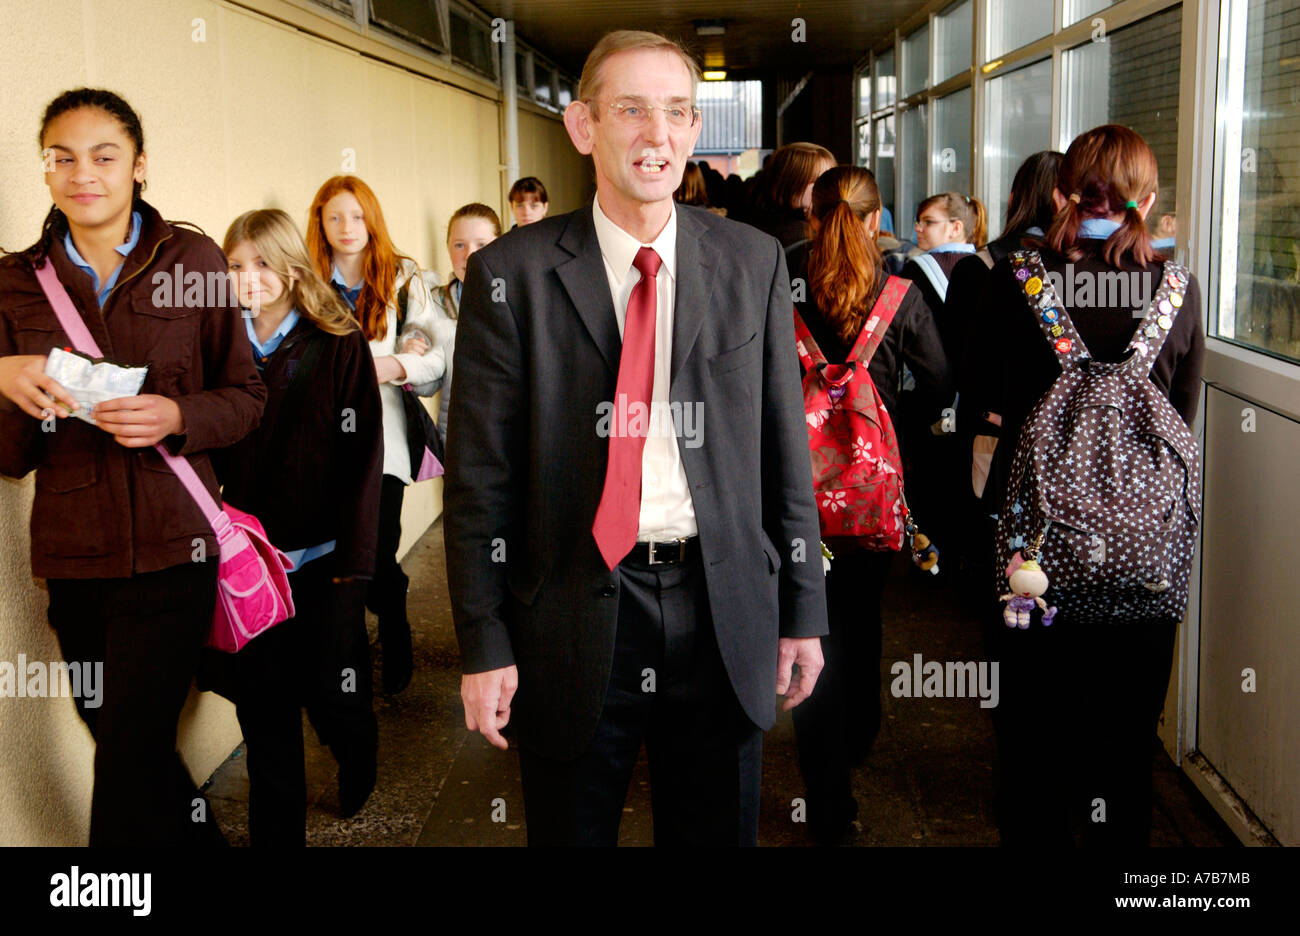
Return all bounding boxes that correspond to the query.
[379,618,413,695]
[808,795,859,847]
[338,753,377,819]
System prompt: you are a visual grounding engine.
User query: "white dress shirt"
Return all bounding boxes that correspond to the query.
[591,194,698,541]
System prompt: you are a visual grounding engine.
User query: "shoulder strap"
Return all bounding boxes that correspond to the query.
[394,275,412,335]
[910,252,950,303]
[33,259,226,531]
[1125,260,1190,375]
[34,261,102,357]
[1008,249,1091,368]
[849,275,909,368]
[792,307,826,372]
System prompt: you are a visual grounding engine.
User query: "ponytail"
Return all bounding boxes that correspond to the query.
[806,166,885,346]
[964,195,987,248]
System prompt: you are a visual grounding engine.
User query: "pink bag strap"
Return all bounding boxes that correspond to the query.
[32,261,228,534]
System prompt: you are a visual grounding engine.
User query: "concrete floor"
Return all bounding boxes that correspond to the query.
[204,518,1239,847]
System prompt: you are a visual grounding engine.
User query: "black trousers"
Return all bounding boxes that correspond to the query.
[517,550,762,846]
[791,547,894,834]
[222,559,377,846]
[987,609,1179,847]
[365,474,408,637]
[46,561,219,846]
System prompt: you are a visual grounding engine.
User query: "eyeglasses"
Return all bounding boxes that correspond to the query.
[915,217,952,230]
[589,98,701,129]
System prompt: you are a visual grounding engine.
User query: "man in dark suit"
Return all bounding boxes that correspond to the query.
[444,29,828,846]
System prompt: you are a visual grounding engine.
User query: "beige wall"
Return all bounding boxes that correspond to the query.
[0,0,587,845]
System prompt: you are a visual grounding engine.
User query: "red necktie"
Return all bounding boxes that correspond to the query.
[592,246,663,570]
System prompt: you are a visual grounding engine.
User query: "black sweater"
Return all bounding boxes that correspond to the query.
[787,242,954,429]
[967,240,1206,511]
[215,318,383,580]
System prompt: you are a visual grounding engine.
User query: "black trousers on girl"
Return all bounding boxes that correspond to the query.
[365,474,412,693]
[791,547,894,844]
[46,560,222,847]
[987,609,1178,847]
[221,558,377,846]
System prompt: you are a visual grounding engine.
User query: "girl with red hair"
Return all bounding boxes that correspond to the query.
[307,175,444,695]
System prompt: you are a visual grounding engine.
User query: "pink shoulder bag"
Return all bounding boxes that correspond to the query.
[33,260,295,651]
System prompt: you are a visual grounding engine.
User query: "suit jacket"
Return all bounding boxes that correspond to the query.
[444,201,829,760]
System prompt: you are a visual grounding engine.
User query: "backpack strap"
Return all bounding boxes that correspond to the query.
[1125,260,1190,375]
[848,275,909,368]
[1009,249,1092,367]
[792,307,827,372]
[909,252,950,303]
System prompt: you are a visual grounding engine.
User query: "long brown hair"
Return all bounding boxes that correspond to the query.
[675,161,709,206]
[223,209,358,337]
[807,165,886,346]
[1047,125,1159,266]
[917,191,988,248]
[757,142,835,213]
[306,175,413,342]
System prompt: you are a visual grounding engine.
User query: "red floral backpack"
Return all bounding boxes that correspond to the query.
[794,276,911,550]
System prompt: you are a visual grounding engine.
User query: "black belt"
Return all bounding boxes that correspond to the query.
[623,536,700,566]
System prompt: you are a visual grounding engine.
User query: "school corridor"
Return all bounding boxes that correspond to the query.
[0,0,1296,859]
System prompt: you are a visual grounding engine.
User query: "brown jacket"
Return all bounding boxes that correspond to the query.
[0,200,266,579]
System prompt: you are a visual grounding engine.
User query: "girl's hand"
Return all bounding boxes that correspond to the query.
[400,336,428,355]
[92,394,185,447]
[374,355,407,384]
[0,354,80,420]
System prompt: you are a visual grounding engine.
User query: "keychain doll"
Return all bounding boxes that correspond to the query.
[1000,551,1058,628]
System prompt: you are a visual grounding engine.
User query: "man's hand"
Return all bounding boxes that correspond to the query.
[461,665,518,750]
[92,394,185,448]
[776,636,823,711]
[0,354,79,420]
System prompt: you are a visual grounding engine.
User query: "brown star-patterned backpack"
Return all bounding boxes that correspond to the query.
[993,250,1202,625]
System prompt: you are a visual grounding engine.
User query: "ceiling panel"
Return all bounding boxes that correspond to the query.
[482,0,932,75]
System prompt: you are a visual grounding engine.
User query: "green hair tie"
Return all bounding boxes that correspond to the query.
[1125,200,1138,209]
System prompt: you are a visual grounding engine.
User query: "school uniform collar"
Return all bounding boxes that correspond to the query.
[927,241,975,255]
[244,307,301,365]
[1079,218,1122,239]
[62,210,143,306]
[591,192,677,283]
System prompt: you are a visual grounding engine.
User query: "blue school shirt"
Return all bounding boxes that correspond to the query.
[330,265,363,310]
[1079,218,1122,239]
[63,211,143,307]
[242,308,336,572]
[927,242,976,255]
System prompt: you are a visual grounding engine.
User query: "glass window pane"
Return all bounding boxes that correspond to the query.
[1062,5,1182,245]
[932,87,972,196]
[900,103,929,240]
[935,0,973,83]
[450,11,495,78]
[1216,0,1300,362]
[983,57,1053,238]
[874,47,897,111]
[1067,0,1119,26]
[874,114,897,231]
[902,23,930,97]
[856,120,871,168]
[370,0,444,53]
[558,79,573,108]
[986,0,1053,60]
[535,67,553,105]
[857,68,872,118]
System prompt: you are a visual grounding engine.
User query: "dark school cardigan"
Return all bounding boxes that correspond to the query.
[213,318,383,581]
